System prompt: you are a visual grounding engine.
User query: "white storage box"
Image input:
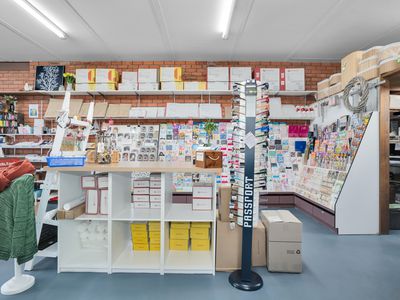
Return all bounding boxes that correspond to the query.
[193,197,212,210]
[285,68,305,91]
[76,69,95,84]
[132,194,150,202]
[118,82,137,91]
[161,82,184,91]
[121,71,138,83]
[254,68,280,91]
[207,67,229,81]
[133,187,150,195]
[138,82,159,91]
[193,184,213,198]
[207,81,229,91]
[85,189,99,214]
[160,67,182,82]
[99,189,108,215]
[133,180,150,188]
[230,67,252,82]
[138,69,159,83]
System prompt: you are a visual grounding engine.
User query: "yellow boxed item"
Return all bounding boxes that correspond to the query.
[170,228,189,240]
[149,231,161,240]
[148,222,160,232]
[190,227,210,240]
[329,73,341,86]
[170,239,188,251]
[161,82,184,91]
[170,222,190,229]
[150,236,160,244]
[131,230,148,240]
[75,83,96,92]
[362,46,381,60]
[130,223,147,231]
[341,50,363,87]
[183,81,207,91]
[358,56,378,72]
[379,58,400,75]
[160,67,182,82]
[379,42,400,62]
[132,236,148,244]
[358,66,379,81]
[191,222,211,228]
[76,69,96,84]
[95,68,119,83]
[150,243,160,251]
[328,83,342,97]
[191,239,210,251]
[317,78,330,91]
[96,83,117,91]
[133,243,149,251]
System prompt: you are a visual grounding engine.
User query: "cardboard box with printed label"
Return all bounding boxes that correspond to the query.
[81,175,97,189]
[133,187,150,195]
[148,221,161,231]
[170,222,190,229]
[118,83,138,91]
[132,194,150,202]
[207,67,229,81]
[230,67,252,82]
[254,68,280,91]
[150,195,161,202]
[150,188,161,196]
[138,82,159,91]
[193,197,212,210]
[150,202,161,209]
[133,243,149,251]
[190,227,209,240]
[85,189,99,214]
[161,82,184,91]
[193,184,213,198]
[184,81,207,91]
[99,189,108,215]
[216,219,266,271]
[341,51,364,87]
[75,83,96,92]
[191,239,210,251]
[170,228,189,240]
[121,71,138,83]
[97,175,108,189]
[150,243,160,251]
[76,69,96,84]
[133,202,150,209]
[96,69,118,83]
[260,210,302,273]
[170,239,189,251]
[95,83,117,91]
[160,67,182,82]
[285,68,305,91]
[133,179,150,188]
[138,69,159,83]
[207,81,229,91]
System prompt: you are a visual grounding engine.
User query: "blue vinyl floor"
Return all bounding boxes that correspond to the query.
[1,208,400,300]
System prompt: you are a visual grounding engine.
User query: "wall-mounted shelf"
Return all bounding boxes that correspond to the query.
[269,115,315,121]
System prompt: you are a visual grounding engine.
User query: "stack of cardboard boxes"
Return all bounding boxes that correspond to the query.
[131,176,150,209]
[207,67,229,91]
[260,210,302,273]
[190,222,211,251]
[75,69,96,91]
[192,183,212,211]
[95,68,118,91]
[138,68,159,91]
[81,174,108,215]
[169,222,190,251]
[130,221,160,251]
[149,173,161,209]
[119,71,138,91]
[160,67,183,91]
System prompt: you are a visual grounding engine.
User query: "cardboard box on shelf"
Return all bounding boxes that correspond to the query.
[254,68,280,91]
[267,241,302,273]
[57,203,85,220]
[160,67,182,82]
[169,239,189,251]
[195,150,222,168]
[133,243,149,251]
[76,69,95,84]
[118,82,137,91]
[207,67,229,81]
[99,189,108,215]
[138,82,159,91]
[133,180,150,188]
[329,73,341,86]
[184,81,207,91]
[362,46,381,60]
[149,231,161,240]
[191,222,211,228]
[207,81,229,91]
[170,222,190,229]
[130,223,147,231]
[191,239,210,251]
[150,181,161,188]
[96,69,118,83]
[285,68,305,91]
[81,175,97,189]
[218,184,231,222]
[317,78,330,91]
[216,219,266,271]
[150,243,160,251]
[161,82,184,91]
[133,187,150,195]
[150,202,161,209]
[150,188,161,196]
[138,68,159,83]
[85,189,99,214]
[148,221,161,231]
[150,195,161,202]
[121,71,138,83]
[230,67,252,82]
[95,83,116,91]
[190,227,209,240]
[133,201,150,209]
[193,184,213,198]
[193,197,212,210]
[170,228,189,240]
[75,83,96,92]
[341,51,364,87]
[132,236,148,244]
[132,194,150,202]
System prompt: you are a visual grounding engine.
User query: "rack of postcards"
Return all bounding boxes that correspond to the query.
[230,80,269,226]
[294,112,372,210]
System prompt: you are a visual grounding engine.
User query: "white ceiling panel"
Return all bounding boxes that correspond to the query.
[0,0,399,61]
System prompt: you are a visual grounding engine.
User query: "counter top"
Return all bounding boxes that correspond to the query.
[45,161,222,174]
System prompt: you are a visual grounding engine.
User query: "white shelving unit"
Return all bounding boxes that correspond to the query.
[56,162,218,275]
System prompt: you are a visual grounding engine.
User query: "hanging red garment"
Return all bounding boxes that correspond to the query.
[0,160,35,192]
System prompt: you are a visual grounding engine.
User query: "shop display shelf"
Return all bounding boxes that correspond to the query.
[75,214,108,221]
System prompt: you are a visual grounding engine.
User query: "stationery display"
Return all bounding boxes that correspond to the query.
[295,112,372,210]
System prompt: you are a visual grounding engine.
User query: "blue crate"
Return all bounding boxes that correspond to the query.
[46,156,86,167]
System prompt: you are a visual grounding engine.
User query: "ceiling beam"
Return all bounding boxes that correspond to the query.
[148,0,176,60]
[0,17,58,60]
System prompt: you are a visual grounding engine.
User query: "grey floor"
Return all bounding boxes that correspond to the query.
[1,208,400,300]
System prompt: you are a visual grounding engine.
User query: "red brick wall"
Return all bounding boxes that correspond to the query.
[0,60,340,128]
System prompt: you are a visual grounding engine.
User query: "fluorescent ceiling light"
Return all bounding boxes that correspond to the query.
[220,0,236,40]
[14,0,67,39]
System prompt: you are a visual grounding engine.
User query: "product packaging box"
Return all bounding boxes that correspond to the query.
[190,227,209,240]
[285,68,305,91]
[207,81,229,91]
[132,194,150,202]
[191,239,210,251]
[76,69,96,84]
[170,222,190,229]
[96,69,118,83]
[57,203,85,220]
[150,195,161,202]
[329,73,341,86]
[138,82,159,91]
[133,179,150,188]
[260,210,302,273]
[85,189,99,214]
[133,201,150,209]
[150,202,161,209]
[133,243,149,251]
[99,189,108,215]
[218,184,231,222]
[149,188,161,196]
[97,175,108,189]
[341,51,364,86]
[118,83,138,91]
[169,239,189,251]
[149,231,161,240]
[160,67,182,82]
[75,83,96,92]
[193,197,212,210]
[81,175,97,189]
[254,68,280,91]
[161,81,184,91]
[191,222,211,228]
[121,71,138,83]
[230,67,252,83]
[150,181,161,188]
[148,221,160,231]
[150,243,160,251]
[138,68,159,83]
[184,81,207,91]
[95,83,117,91]
[133,187,150,195]
[193,183,213,198]
[216,219,266,271]
[130,222,147,231]
[207,67,229,81]
[170,228,189,240]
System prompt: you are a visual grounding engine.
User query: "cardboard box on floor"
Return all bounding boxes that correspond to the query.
[260,210,302,273]
[218,184,231,222]
[216,219,266,271]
